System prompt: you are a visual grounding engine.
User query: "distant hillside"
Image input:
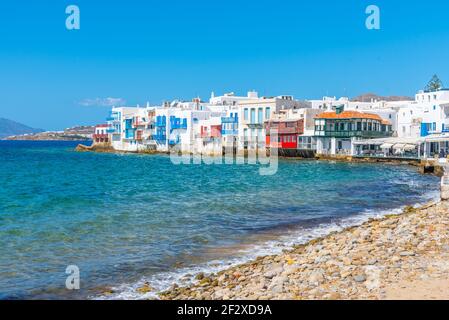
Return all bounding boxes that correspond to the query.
[351,93,414,103]
[0,118,44,139]
[4,125,94,141]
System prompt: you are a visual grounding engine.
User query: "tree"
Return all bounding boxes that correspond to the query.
[425,75,443,92]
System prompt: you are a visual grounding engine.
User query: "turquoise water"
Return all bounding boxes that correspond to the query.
[0,141,439,299]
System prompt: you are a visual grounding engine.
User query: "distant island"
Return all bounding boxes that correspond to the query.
[0,118,44,139]
[1,118,94,141]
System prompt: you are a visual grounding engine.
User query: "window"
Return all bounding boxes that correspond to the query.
[258,108,263,124]
[250,108,256,123]
[265,108,271,120]
[357,122,362,131]
[244,108,248,121]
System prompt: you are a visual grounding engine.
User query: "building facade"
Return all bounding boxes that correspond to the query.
[314,110,393,156]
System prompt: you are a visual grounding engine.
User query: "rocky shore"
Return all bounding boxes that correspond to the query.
[158,201,449,300]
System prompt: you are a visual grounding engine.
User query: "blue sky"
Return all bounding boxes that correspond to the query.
[0,0,449,130]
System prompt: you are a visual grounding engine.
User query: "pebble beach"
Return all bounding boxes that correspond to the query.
[159,201,449,300]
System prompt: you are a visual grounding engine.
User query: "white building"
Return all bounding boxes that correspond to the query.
[237,95,302,152]
[209,91,259,107]
[107,106,151,152]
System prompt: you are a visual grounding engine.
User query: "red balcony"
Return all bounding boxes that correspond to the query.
[93,134,108,139]
[200,125,222,139]
[265,119,304,135]
[93,134,109,143]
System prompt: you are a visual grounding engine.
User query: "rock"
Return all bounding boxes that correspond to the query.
[199,278,211,286]
[264,266,283,279]
[342,257,352,266]
[400,251,416,257]
[324,292,341,300]
[195,272,205,280]
[102,289,114,296]
[137,283,153,294]
[155,201,449,301]
[308,271,325,285]
[353,275,367,283]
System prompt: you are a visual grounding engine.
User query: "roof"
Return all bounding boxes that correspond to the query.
[315,111,387,123]
[424,133,449,142]
[353,137,423,146]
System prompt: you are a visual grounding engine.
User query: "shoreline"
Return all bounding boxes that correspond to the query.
[78,144,445,178]
[156,200,448,300]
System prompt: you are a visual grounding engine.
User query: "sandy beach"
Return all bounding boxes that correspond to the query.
[159,201,449,300]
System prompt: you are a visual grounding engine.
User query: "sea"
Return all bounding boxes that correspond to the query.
[0,140,440,299]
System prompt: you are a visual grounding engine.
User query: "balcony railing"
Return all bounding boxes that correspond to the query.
[442,124,449,133]
[93,134,109,140]
[221,116,238,123]
[316,130,393,138]
[172,124,188,130]
[266,127,303,135]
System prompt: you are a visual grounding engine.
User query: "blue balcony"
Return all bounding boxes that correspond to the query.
[222,129,238,135]
[154,135,167,144]
[170,117,187,131]
[125,129,135,140]
[169,136,181,145]
[106,128,116,134]
[156,116,167,127]
[222,116,239,124]
[442,124,449,133]
[125,119,134,129]
[421,123,432,137]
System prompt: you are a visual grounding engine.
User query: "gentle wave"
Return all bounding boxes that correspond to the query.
[97,189,440,300]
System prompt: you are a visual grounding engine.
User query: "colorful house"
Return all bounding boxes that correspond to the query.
[314,110,393,156]
[93,124,109,144]
[238,95,301,153]
[265,119,304,149]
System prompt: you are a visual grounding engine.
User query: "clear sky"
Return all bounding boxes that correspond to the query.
[1,0,449,130]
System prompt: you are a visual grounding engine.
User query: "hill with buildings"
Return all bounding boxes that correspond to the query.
[4,125,94,141]
[351,93,414,103]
